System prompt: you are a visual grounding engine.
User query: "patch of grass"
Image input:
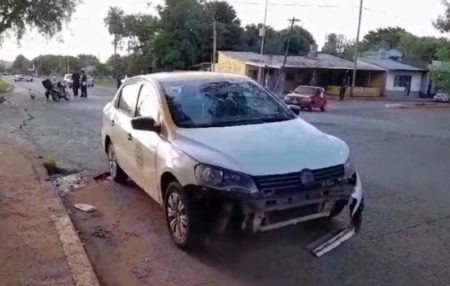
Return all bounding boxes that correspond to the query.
[0,77,8,93]
[43,157,58,175]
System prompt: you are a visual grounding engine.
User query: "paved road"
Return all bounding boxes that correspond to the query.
[2,76,450,286]
[1,76,114,171]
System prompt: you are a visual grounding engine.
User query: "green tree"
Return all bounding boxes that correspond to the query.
[93,63,112,77]
[434,0,450,32]
[322,33,346,55]
[77,54,100,68]
[280,26,315,55]
[154,0,206,70]
[240,24,315,55]
[0,0,79,39]
[362,27,410,50]
[431,47,450,92]
[12,55,31,73]
[32,55,81,75]
[104,6,125,75]
[201,1,243,62]
[432,2,450,92]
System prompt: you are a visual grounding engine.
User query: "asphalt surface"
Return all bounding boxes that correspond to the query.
[2,76,450,286]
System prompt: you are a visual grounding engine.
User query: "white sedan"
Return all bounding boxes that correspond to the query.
[101,72,364,249]
[434,92,450,102]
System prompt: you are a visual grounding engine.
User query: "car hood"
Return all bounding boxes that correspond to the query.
[172,118,349,176]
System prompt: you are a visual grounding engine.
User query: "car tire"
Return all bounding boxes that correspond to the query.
[308,106,313,112]
[320,106,326,112]
[51,91,60,102]
[107,142,128,184]
[63,90,71,101]
[164,182,207,250]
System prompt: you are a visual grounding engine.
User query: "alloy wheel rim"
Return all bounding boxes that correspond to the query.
[167,192,188,241]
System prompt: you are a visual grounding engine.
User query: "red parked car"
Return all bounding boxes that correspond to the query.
[284,85,327,112]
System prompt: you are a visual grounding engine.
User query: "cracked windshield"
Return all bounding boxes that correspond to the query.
[1,0,449,285]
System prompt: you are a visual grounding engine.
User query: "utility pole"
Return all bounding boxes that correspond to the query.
[274,17,300,91]
[113,35,117,78]
[351,0,364,97]
[257,0,269,83]
[212,19,217,72]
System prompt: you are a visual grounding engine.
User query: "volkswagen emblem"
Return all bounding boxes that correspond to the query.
[300,170,314,186]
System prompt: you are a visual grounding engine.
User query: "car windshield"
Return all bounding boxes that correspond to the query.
[294,86,318,95]
[162,79,295,128]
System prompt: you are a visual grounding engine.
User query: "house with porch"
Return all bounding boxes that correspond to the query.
[214,51,385,97]
[359,49,428,99]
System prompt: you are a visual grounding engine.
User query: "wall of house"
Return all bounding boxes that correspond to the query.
[214,54,247,75]
[385,71,424,98]
[369,72,386,91]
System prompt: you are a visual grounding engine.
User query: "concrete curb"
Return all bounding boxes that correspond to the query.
[33,162,100,286]
[327,95,436,103]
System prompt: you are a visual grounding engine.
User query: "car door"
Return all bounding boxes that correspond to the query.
[112,82,141,176]
[129,82,162,202]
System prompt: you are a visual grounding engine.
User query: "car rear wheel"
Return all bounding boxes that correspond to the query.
[51,91,60,102]
[320,106,326,112]
[107,142,127,184]
[164,182,207,250]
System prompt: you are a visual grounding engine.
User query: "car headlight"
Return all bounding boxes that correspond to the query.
[344,156,356,178]
[195,164,258,194]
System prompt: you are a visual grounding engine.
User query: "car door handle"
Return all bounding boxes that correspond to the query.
[127,133,133,141]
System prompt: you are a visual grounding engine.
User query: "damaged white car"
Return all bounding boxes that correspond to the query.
[101,72,364,249]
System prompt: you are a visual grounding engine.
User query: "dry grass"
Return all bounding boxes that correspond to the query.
[0,77,8,93]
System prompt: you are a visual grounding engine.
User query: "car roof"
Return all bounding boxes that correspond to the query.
[128,72,250,84]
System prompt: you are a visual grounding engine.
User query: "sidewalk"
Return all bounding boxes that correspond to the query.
[0,137,98,286]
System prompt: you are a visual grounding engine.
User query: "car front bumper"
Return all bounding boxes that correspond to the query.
[189,172,364,233]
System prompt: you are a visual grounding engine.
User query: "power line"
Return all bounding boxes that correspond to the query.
[227,1,358,8]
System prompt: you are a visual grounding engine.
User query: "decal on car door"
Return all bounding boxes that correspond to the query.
[135,142,144,169]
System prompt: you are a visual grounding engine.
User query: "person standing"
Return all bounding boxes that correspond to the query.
[80,69,88,98]
[71,71,80,97]
[339,77,347,101]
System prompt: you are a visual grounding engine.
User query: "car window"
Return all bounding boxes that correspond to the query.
[136,83,160,118]
[162,79,295,128]
[295,86,317,95]
[118,83,140,116]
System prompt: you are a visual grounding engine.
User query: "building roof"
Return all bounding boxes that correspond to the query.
[133,72,249,83]
[219,51,384,71]
[359,58,426,72]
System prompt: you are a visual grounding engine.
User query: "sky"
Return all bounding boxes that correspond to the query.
[0,0,447,63]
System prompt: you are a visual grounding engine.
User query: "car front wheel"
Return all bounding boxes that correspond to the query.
[107,142,127,183]
[164,182,207,249]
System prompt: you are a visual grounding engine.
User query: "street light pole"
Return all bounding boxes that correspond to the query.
[351,0,364,97]
[258,0,269,83]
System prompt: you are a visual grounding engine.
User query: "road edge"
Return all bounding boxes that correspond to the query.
[33,161,100,286]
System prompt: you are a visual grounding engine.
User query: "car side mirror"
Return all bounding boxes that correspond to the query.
[131,116,160,133]
[288,105,301,115]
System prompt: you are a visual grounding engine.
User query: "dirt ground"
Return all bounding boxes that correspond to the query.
[0,138,74,285]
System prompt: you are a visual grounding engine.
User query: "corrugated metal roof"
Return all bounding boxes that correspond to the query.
[219,51,384,71]
[359,58,426,72]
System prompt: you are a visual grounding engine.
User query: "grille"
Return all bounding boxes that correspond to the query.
[254,164,344,194]
[267,203,320,224]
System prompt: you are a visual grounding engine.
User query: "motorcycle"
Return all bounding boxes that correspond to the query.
[42,79,71,102]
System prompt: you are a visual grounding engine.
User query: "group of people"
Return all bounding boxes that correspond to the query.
[71,69,88,98]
